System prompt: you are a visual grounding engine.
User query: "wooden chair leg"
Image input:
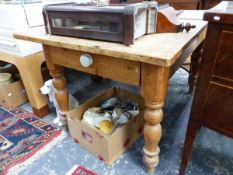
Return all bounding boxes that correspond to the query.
[188,44,203,93]
[179,118,200,175]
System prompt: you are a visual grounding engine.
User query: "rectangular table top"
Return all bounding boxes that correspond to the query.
[14,20,207,67]
[178,10,206,20]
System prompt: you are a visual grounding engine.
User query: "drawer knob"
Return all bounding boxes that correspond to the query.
[80,54,93,68]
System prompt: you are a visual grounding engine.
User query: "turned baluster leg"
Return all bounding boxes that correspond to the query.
[141,63,169,174]
[50,66,69,124]
[43,45,69,124]
[188,42,203,93]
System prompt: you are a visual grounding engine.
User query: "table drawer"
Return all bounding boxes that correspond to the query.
[50,46,140,85]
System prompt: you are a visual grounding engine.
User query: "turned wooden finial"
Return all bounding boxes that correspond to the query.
[180,23,196,32]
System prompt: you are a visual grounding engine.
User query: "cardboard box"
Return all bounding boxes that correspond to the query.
[67,87,144,164]
[0,79,28,108]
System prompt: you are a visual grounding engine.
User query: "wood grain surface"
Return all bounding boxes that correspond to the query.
[14,20,207,67]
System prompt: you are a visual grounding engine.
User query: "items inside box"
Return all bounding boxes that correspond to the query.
[67,87,144,164]
[0,72,13,86]
[0,63,20,83]
[0,63,29,109]
[81,97,140,135]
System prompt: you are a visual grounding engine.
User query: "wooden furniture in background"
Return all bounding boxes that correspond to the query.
[14,19,207,173]
[0,3,49,117]
[199,0,233,9]
[157,0,200,10]
[199,0,221,9]
[178,10,206,92]
[156,6,196,33]
[156,6,183,33]
[0,51,49,117]
[109,0,142,4]
[179,1,233,175]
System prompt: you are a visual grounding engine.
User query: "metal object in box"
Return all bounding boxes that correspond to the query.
[67,87,144,164]
[42,2,157,45]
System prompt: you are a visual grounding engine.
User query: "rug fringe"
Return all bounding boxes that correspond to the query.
[7,131,66,175]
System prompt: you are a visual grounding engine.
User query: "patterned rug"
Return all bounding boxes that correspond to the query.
[0,107,62,175]
[66,165,98,175]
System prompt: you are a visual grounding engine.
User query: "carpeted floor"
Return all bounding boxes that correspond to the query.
[0,107,62,175]
[18,68,233,175]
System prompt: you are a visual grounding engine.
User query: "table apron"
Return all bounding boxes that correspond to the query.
[47,46,141,86]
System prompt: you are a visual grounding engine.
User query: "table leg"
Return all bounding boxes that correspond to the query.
[16,52,49,117]
[43,45,69,124]
[0,51,49,117]
[141,63,169,174]
[188,43,203,93]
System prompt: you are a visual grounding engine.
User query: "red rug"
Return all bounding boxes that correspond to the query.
[0,107,62,175]
[66,165,98,175]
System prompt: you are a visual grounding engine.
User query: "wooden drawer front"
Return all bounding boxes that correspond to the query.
[213,31,233,82]
[50,46,140,85]
[201,82,233,135]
